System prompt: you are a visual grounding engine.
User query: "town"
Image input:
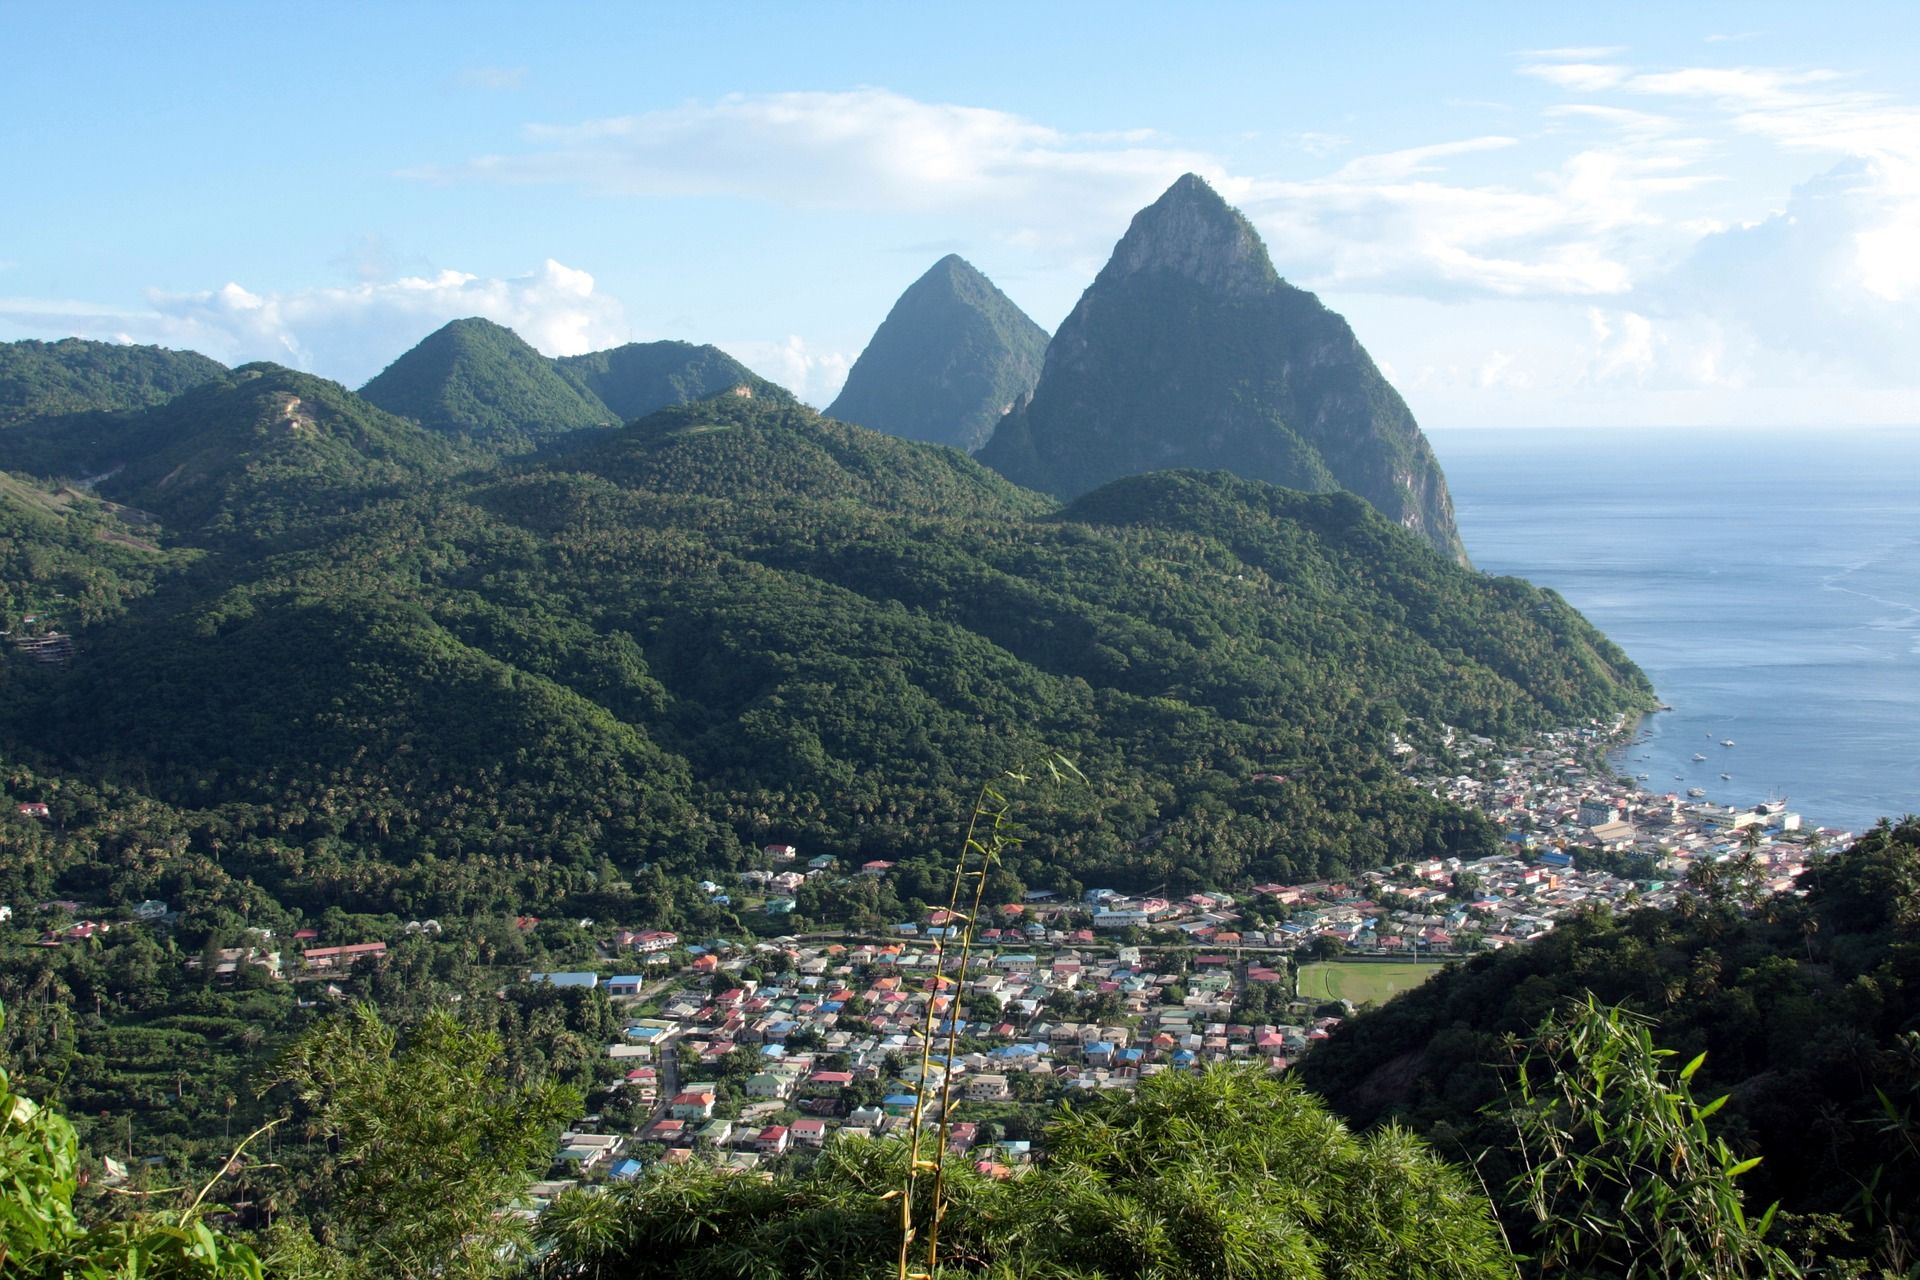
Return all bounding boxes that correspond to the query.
[6,715,1850,1199]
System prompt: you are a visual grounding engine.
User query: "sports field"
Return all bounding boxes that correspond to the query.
[1295,960,1448,1006]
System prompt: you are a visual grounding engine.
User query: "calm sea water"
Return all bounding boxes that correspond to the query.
[1429,428,1920,834]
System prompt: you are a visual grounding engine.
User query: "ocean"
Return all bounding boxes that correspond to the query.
[1429,428,1920,835]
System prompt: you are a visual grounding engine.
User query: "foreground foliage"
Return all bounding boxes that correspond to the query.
[536,1067,1514,1280]
[1502,998,1796,1278]
[0,1002,263,1279]
[1305,818,1920,1274]
[262,1005,580,1280]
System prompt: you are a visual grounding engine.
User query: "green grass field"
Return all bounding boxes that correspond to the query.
[1295,960,1448,1007]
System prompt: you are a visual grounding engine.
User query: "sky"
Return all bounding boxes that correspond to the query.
[4,1,1919,428]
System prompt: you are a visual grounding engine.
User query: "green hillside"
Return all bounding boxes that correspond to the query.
[358,317,614,450]
[1,389,1650,918]
[0,471,193,631]
[86,365,464,543]
[0,337,226,427]
[553,339,786,420]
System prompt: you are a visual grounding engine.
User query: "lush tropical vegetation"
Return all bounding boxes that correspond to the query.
[0,310,1748,1279]
[554,339,786,422]
[358,317,616,450]
[0,372,1648,928]
[0,338,226,428]
[1303,816,1920,1275]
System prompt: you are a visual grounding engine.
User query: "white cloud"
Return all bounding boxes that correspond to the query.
[1586,307,1657,383]
[718,334,849,407]
[1653,159,1920,382]
[1521,62,1630,92]
[416,88,1214,234]
[1237,134,1685,299]
[1475,349,1531,388]
[1543,104,1682,140]
[1328,136,1519,182]
[0,259,632,387]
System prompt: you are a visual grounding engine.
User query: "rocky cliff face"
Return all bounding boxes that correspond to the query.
[976,175,1467,563]
[826,255,1048,453]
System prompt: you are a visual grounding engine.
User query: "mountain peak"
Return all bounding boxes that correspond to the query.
[1104,173,1278,297]
[825,256,1048,453]
[359,316,612,450]
[976,178,1467,563]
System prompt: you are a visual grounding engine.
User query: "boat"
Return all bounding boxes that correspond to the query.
[1692,753,1707,761]
[1722,739,1736,747]
[1720,772,1732,780]
[1688,787,1707,798]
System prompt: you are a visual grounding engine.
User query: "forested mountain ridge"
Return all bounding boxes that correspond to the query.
[0,363,468,548]
[357,317,615,450]
[0,337,226,427]
[826,254,1049,452]
[554,391,1049,517]
[358,320,803,457]
[977,174,1469,562]
[553,339,787,420]
[0,367,1650,920]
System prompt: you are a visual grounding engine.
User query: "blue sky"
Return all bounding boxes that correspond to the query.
[4,1,1918,427]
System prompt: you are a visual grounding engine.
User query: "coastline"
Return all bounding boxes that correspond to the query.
[1436,426,1920,834]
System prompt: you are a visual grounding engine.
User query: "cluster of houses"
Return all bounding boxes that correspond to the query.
[1416,722,1842,926]
[8,896,395,979]
[524,933,1349,1194]
[513,720,1857,1194]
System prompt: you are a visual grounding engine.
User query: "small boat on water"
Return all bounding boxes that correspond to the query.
[1692,753,1707,761]
[1722,740,1735,747]
[1720,772,1732,780]
[1688,787,1707,797]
